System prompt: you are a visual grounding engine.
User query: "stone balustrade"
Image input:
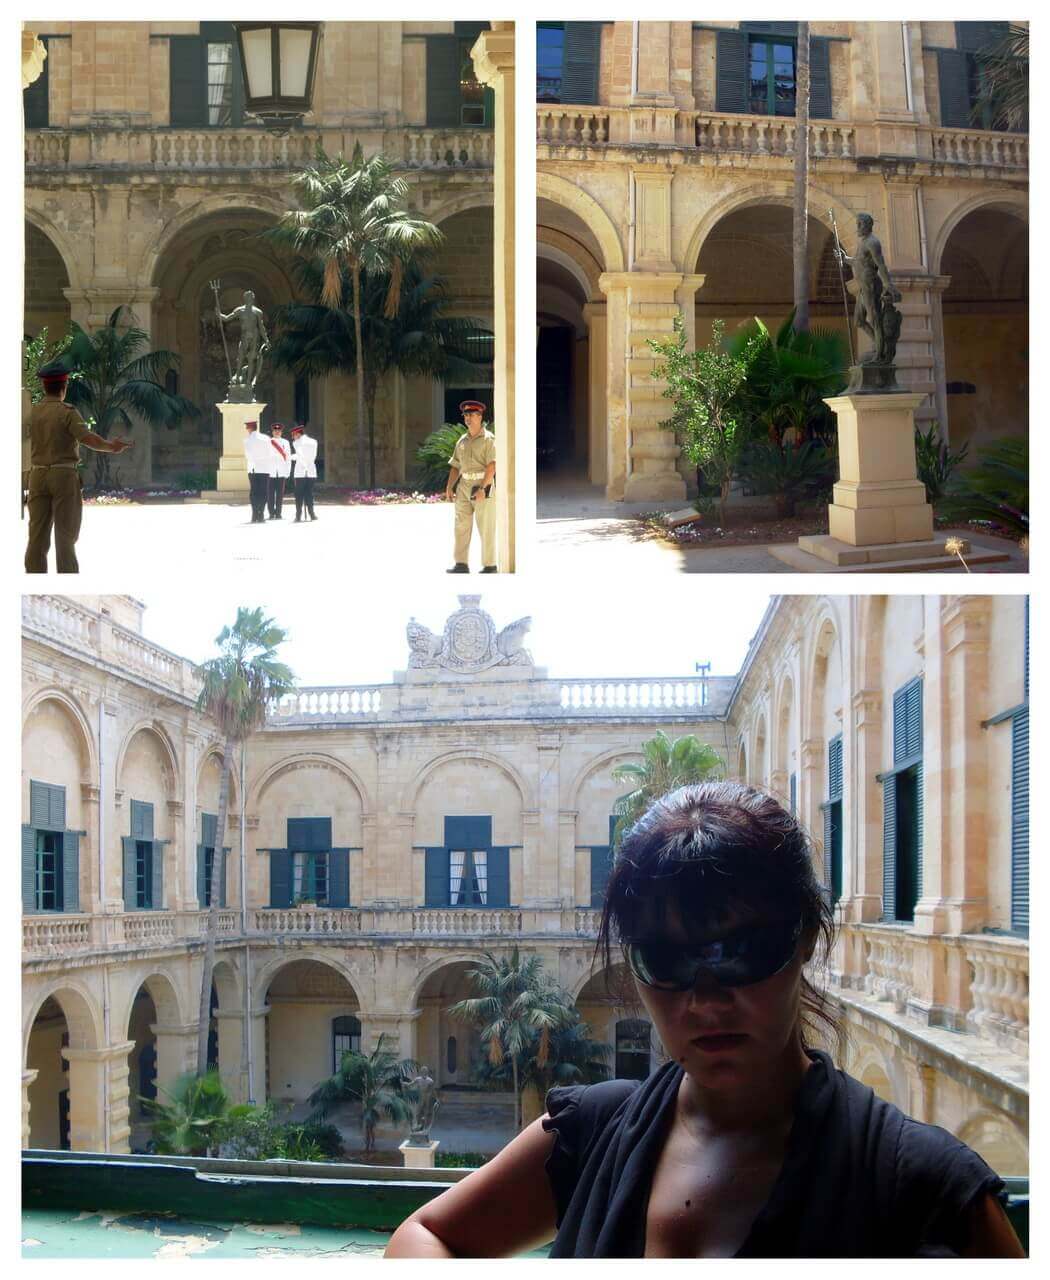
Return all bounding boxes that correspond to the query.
[962,934,1029,1051]
[536,106,610,146]
[269,686,386,723]
[691,112,856,159]
[252,908,362,935]
[22,914,94,956]
[862,925,920,1013]
[122,912,178,947]
[928,127,1028,169]
[574,908,601,936]
[558,677,718,712]
[413,908,522,936]
[21,596,99,650]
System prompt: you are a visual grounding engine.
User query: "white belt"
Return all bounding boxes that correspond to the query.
[460,471,485,480]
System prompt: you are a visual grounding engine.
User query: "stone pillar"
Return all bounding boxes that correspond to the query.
[22,1069,38,1149]
[151,1021,199,1094]
[214,1008,251,1103]
[799,738,823,861]
[582,301,607,487]
[472,24,515,572]
[598,275,629,498]
[203,401,266,496]
[530,732,562,904]
[80,782,102,913]
[850,689,885,923]
[64,1041,134,1152]
[365,1013,417,1063]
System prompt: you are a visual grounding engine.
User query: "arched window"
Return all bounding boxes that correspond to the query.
[332,1015,361,1072]
[615,1018,651,1081]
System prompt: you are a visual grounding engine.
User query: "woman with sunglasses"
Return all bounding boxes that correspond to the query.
[385,783,1023,1258]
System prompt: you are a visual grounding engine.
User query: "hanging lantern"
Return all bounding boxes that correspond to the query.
[233,22,322,125]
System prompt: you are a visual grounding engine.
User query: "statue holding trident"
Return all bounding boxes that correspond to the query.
[831,211,904,392]
[212,283,271,403]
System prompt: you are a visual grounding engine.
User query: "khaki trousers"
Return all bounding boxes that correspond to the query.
[25,467,82,573]
[454,484,497,566]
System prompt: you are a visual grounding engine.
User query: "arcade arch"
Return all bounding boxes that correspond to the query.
[24,985,102,1151]
[24,220,72,339]
[262,958,363,1106]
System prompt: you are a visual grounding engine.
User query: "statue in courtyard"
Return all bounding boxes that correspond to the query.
[406,1065,440,1144]
[213,284,271,403]
[832,212,904,391]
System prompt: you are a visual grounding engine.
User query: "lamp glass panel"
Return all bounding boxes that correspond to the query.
[279,27,313,98]
[241,27,273,100]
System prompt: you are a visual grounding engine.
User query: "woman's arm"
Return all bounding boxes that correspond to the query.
[957,1191,1026,1258]
[384,1115,559,1258]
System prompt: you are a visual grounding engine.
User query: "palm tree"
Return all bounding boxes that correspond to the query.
[194,609,295,1076]
[482,1006,612,1100]
[266,143,443,487]
[973,24,1028,133]
[940,437,1028,538]
[307,1034,420,1154]
[62,306,199,486]
[448,949,566,1132]
[792,22,811,332]
[269,256,485,486]
[141,1070,242,1156]
[612,732,725,847]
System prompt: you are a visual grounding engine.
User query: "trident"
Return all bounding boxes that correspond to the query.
[828,209,856,366]
[209,278,233,381]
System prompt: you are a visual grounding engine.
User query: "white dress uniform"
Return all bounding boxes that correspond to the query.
[244,429,273,522]
[267,432,292,518]
[291,432,319,520]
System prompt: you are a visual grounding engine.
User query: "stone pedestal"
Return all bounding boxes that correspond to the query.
[198,401,265,501]
[400,1139,439,1169]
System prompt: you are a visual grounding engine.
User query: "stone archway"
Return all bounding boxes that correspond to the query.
[24,219,72,340]
[575,963,652,1078]
[24,984,104,1152]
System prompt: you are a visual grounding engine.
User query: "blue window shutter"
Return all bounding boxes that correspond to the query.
[269,849,291,908]
[907,680,923,757]
[562,22,602,106]
[1011,708,1029,933]
[893,678,923,763]
[914,766,924,901]
[30,781,51,830]
[48,785,66,832]
[169,35,205,127]
[590,846,612,908]
[444,816,492,848]
[488,847,510,907]
[288,817,331,853]
[828,735,843,799]
[955,21,1009,54]
[62,832,80,912]
[716,29,750,114]
[122,836,137,910]
[426,35,460,126]
[740,22,799,36]
[892,686,908,763]
[789,772,797,815]
[936,48,971,128]
[131,800,154,841]
[22,826,38,914]
[151,841,165,910]
[821,804,833,890]
[425,848,450,906]
[809,36,832,119]
[202,813,218,846]
[220,849,229,908]
[328,848,350,907]
[881,779,897,922]
[197,844,207,907]
[1024,597,1029,701]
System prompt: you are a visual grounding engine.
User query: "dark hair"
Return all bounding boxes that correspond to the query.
[595,781,844,1057]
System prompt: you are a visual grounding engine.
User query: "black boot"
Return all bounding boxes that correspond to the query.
[446,563,469,574]
[480,565,498,574]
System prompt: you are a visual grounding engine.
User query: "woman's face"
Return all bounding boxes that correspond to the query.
[629,895,813,1088]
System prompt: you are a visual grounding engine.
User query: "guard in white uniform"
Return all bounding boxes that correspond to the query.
[243,421,271,523]
[290,424,318,521]
[267,422,292,519]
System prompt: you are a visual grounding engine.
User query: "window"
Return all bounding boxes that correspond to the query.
[538,24,565,102]
[536,22,601,106]
[936,22,1017,132]
[122,800,164,911]
[293,851,329,904]
[615,1019,651,1081]
[715,25,832,119]
[265,817,351,908]
[135,840,154,910]
[35,831,62,912]
[587,814,619,908]
[198,813,226,909]
[424,816,510,907]
[23,780,79,915]
[206,40,236,126]
[23,35,51,128]
[450,849,487,905]
[169,24,246,128]
[749,37,796,116]
[294,376,310,426]
[425,25,494,127]
[332,1015,361,1071]
[879,679,923,923]
[822,736,843,905]
[447,1035,458,1074]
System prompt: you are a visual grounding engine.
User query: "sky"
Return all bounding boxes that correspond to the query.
[140,583,773,686]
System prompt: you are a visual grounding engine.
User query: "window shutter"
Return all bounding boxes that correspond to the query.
[31,781,65,831]
[741,22,799,37]
[590,846,612,908]
[23,36,50,128]
[1011,707,1029,933]
[809,36,832,119]
[425,847,450,907]
[914,766,924,900]
[169,35,206,127]
[893,678,922,763]
[202,813,218,846]
[1024,597,1029,701]
[122,836,137,910]
[906,680,923,758]
[562,22,602,106]
[426,35,461,126]
[131,800,154,841]
[48,785,66,831]
[151,841,165,910]
[288,817,331,853]
[789,772,797,815]
[716,29,750,114]
[197,844,208,907]
[268,849,291,908]
[828,736,843,798]
[22,826,38,914]
[444,815,492,848]
[220,849,229,909]
[955,21,1009,54]
[328,848,350,907]
[454,21,488,38]
[881,779,897,922]
[488,847,510,907]
[936,49,971,128]
[62,832,80,912]
[821,804,833,890]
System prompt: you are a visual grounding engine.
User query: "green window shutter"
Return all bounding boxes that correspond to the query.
[881,778,897,922]
[169,35,205,127]
[220,849,229,909]
[426,35,461,126]
[197,844,208,907]
[269,849,291,908]
[48,785,66,831]
[328,848,350,907]
[131,800,154,841]
[893,678,923,763]
[809,36,832,119]
[202,813,218,846]
[1024,597,1029,701]
[937,49,971,128]
[914,766,924,901]
[740,22,799,37]
[488,847,510,907]
[31,781,65,832]
[288,817,331,853]
[590,846,612,908]
[821,804,833,890]
[151,841,165,910]
[425,847,450,907]
[562,22,602,106]
[828,736,843,799]
[956,21,1009,54]
[789,772,797,816]
[906,680,923,758]
[1011,707,1029,933]
[121,836,137,910]
[22,826,38,914]
[716,29,750,114]
[62,832,80,912]
[23,36,50,128]
[444,816,492,848]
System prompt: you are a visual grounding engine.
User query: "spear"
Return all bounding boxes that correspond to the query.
[209,278,233,382]
[828,209,856,366]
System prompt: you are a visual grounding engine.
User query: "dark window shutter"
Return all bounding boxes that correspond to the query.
[956,21,1009,54]
[48,785,66,831]
[716,29,750,114]
[1024,597,1029,701]
[169,35,206,127]
[220,849,229,908]
[488,847,510,907]
[269,849,291,908]
[426,35,461,126]
[22,826,38,914]
[23,36,50,128]
[591,846,612,908]
[425,847,451,907]
[937,49,971,128]
[454,21,489,38]
[608,814,619,845]
[197,843,208,907]
[914,767,924,901]
[906,680,923,758]
[444,816,492,848]
[202,813,218,846]
[809,36,832,119]
[122,836,137,910]
[828,735,843,798]
[562,22,602,106]
[740,22,799,37]
[131,800,154,841]
[1011,707,1029,933]
[822,804,833,890]
[151,841,165,910]
[789,772,797,816]
[328,848,351,907]
[893,678,923,763]
[288,817,331,853]
[881,778,897,922]
[31,781,65,832]
[62,832,80,912]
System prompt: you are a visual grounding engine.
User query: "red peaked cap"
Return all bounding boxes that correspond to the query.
[290,425,304,436]
[459,399,486,414]
[245,420,258,428]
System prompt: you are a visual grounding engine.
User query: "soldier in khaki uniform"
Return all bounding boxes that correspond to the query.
[24,363,133,573]
[446,399,497,573]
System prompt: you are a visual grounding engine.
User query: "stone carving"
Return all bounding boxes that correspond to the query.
[406,1065,440,1144]
[407,596,533,672]
[834,212,904,393]
[213,285,271,403]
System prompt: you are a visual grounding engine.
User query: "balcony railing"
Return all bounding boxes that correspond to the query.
[574,908,600,935]
[963,934,1029,1051]
[537,106,610,146]
[558,676,726,713]
[25,126,494,174]
[252,908,362,935]
[929,126,1028,169]
[269,686,386,723]
[413,908,522,936]
[22,914,93,956]
[23,910,241,958]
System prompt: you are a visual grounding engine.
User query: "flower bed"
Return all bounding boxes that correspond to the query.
[638,511,829,548]
[322,487,444,506]
[85,486,198,505]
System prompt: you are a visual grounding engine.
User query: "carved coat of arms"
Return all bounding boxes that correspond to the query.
[406,596,533,672]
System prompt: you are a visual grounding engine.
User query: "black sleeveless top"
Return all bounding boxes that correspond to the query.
[542,1051,1003,1257]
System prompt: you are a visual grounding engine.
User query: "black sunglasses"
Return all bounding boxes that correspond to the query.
[623,917,803,990]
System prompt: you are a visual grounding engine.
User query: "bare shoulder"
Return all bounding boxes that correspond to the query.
[957,1191,1026,1258]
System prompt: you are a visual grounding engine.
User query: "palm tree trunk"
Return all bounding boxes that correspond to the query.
[793,23,811,333]
[365,376,378,489]
[197,733,235,1075]
[351,263,367,488]
[512,1055,520,1131]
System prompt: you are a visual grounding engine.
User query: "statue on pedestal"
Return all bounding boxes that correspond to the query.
[211,282,271,403]
[406,1066,440,1145]
[832,212,904,393]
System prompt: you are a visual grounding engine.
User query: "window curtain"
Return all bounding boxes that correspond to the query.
[449,850,466,905]
[473,849,488,904]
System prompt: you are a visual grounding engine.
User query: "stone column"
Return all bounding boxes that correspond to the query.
[22,1069,38,1149]
[64,1041,134,1152]
[365,1013,418,1063]
[799,738,824,859]
[151,1021,199,1095]
[214,1008,253,1104]
[598,275,629,498]
[79,782,101,913]
[582,301,607,487]
[472,23,515,572]
[849,689,885,923]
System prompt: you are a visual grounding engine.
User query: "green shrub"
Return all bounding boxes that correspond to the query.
[939,437,1028,536]
[175,471,216,492]
[435,1151,490,1169]
[737,439,836,516]
[913,425,968,506]
[414,423,465,492]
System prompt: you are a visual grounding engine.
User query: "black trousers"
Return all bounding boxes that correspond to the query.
[294,476,316,519]
[249,472,269,522]
[267,475,286,518]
